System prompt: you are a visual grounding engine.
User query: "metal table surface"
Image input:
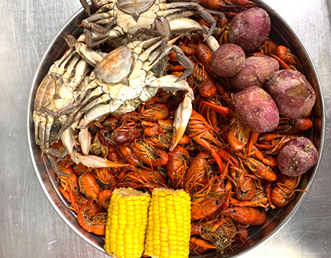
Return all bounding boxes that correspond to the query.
[1,0,331,257]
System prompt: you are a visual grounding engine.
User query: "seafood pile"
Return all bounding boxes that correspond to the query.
[32,0,319,256]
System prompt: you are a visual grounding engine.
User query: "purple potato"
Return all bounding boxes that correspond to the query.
[277,137,319,177]
[230,55,279,93]
[266,69,316,119]
[210,43,245,77]
[233,86,279,133]
[228,7,271,53]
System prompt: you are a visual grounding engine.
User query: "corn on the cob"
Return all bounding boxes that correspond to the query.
[145,188,191,258]
[104,188,151,258]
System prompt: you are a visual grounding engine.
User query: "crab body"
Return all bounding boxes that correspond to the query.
[89,45,158,114]
[33,48,91,148]
[76,37,193,128]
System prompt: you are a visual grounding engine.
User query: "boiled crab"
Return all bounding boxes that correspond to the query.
[33,40,127,171]
[79,0,219,47]
[33,30,194,170]
[33,46,90,155]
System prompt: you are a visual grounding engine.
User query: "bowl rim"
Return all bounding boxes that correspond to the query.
[27,1,326,257]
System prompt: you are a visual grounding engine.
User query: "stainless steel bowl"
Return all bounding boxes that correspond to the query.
[27,1,325,257]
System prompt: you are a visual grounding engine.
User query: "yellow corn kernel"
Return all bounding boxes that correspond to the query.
[104,188,151,258]
[145,188,191,258]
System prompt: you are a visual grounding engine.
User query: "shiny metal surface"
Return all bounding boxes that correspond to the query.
[1,0,331,257]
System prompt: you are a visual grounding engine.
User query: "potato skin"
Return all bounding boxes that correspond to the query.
[229,7,271,53]
[277,137,318,177]
[233,86,279,133]
[266,70,316,119]
[230,55,279,93]
[210,43,245,77]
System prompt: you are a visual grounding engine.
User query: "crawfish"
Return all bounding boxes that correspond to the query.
[199,96,232,117]
[72,162,90,176]
[98,121,142,147]
[186,110,224,172]
[119,166,167,186]
[249,145,277,167]
[222,207,266,226]
[101,116,118,130]
[276,116,313,135]
[230,191,269,208]
[118,144,140,166]
[141,121,165,137]
[230,166,255,202]
[78,173,100,202]
[191,176,227,220]
[140,103,170,122]
[226,117,250,152]
[130,139,169,167]
[166,146,190,189]
[190,237,216,255]
[77,201,107,235]
[107,147,124,175]
[98,189,113,210]
[244,157,278,182]
[148,132,172,150]
[185,150,215,193]
[259,39,280,55]
[57,167,79,212]
[92,167,118,185]
[271,45,302,71]
[255,134,296,155]
[271,174,302,207]
[192,217,238,253]
[114,111,140,123]
[191,193,224,221]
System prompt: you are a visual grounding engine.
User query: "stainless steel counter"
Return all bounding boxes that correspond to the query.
[1,0,331,257]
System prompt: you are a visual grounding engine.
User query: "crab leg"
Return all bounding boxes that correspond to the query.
[168,17,203,35]
[76,155,126,168]
[172,45,195,81]
[78,101,123,129]
[79,0,92,17]
[202,25,220,52]
[164,2,216,39]
[75,43,104,67]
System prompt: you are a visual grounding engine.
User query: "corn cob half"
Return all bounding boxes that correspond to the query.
[145,188,191,258]
[104,188,151,258]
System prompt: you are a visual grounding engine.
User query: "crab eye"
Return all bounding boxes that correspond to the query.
[94,46,133,84]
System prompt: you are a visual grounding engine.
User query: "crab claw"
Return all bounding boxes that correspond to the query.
[78,127,91,155]
[147,74,194,151]
[61,127,80,164]
[61,128,126,168]
[76,154,127,168]
[170,91,194,151]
